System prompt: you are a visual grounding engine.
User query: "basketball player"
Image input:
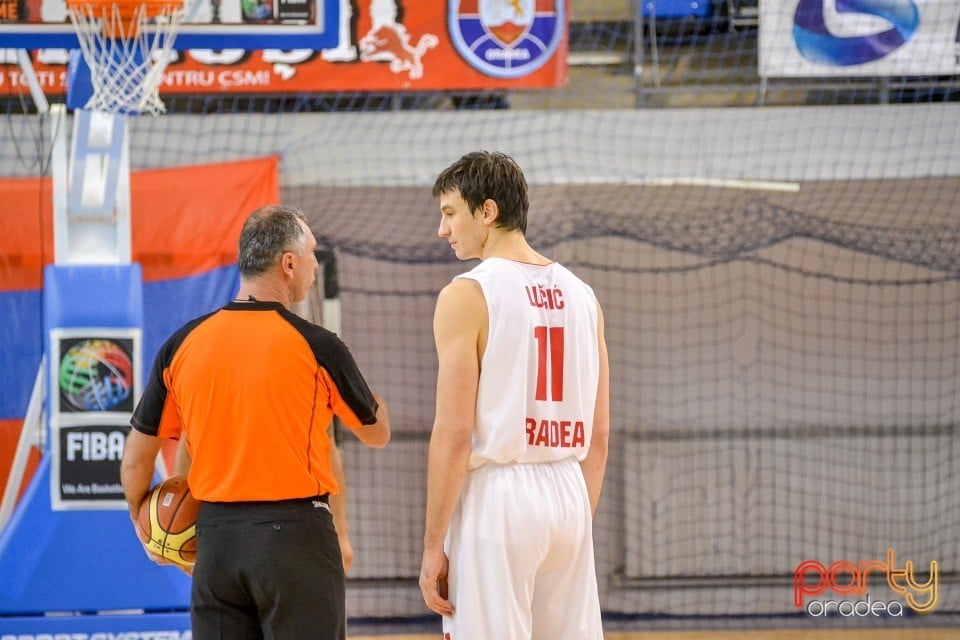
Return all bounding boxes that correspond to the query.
[419,152,610,639]
[121,204,391,640]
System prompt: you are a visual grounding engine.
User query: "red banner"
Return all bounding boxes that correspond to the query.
[0,156,278,505]
[0,0,568,95]
[0,156,278,291]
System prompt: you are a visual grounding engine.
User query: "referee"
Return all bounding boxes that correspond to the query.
[121,204,391,640]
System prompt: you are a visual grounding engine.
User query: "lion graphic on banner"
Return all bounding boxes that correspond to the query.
[359,22,439,80]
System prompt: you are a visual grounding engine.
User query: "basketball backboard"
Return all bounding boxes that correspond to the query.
[0,0,338,50]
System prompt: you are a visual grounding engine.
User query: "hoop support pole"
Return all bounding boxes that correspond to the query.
[55,109,132,265]
[0,360,45,534]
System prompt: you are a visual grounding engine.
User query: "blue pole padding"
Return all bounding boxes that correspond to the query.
[0,455,190,614]
[0,263,191,615]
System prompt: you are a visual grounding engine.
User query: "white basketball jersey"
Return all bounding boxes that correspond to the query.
[458,258,600,468]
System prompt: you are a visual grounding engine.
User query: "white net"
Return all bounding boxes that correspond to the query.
[66,0,184,115]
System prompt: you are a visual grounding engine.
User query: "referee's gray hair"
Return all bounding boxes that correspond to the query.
[238,205,310,278]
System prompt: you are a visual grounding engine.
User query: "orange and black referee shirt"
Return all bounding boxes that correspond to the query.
[130,300,379,503]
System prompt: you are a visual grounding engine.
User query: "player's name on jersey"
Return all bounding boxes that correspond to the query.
[525,285,565,310]
[525,418,585,448]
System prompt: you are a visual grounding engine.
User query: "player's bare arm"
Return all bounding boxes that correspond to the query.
[352,391,391,448]
[420,278,485,617]
[580,301,610,517]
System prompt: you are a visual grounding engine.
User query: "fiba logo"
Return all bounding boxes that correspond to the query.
[58,338,134,412]
[792,0,920,66]
[449,0,564,79]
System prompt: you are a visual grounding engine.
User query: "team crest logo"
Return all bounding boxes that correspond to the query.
[449,0,564,79]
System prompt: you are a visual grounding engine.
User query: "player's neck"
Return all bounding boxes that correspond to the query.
[481,231,549,265]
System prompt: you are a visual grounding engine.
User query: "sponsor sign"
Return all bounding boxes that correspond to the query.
[0,0,568,95]
[0,610,192,638]
[55,424,130,507]
[49,328,141,510]
[760,0,960,76]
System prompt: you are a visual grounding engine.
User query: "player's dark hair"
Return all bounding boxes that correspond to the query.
[432,151,529,234]
[238,205,310,277]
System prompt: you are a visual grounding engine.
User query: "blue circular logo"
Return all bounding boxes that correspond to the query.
[793,0,919,66]
[449,0,564,79]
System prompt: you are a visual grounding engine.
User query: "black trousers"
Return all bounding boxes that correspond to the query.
[191,497,344,640]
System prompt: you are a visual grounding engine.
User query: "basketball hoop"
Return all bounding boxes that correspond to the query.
[65,0,184,115]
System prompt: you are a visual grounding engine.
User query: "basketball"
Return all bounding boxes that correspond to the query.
[136,474,199,566]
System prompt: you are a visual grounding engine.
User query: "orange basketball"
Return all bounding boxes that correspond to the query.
[136,474,199,566]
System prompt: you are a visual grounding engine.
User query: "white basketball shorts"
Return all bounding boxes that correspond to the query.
[442,457,603,640]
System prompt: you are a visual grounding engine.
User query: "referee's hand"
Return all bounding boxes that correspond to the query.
[131,512,194,577]
[339,531,354,574]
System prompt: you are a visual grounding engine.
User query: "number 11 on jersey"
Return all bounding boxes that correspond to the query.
[534,325,564,402]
